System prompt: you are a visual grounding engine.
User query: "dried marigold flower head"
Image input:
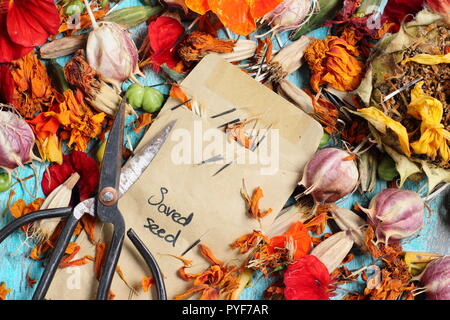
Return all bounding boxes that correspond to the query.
[304,36,365,92]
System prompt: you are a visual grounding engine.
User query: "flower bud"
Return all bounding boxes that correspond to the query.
[360,188,424,243]
[420,256,450,300]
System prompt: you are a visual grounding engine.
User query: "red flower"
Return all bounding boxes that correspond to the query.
[0,63,14,103]
[0,0,60,63]
[147,16,185,71]
[41,151,100,202]
[381,0,424,32]
[284,255,334,300]
[0,13,32,62]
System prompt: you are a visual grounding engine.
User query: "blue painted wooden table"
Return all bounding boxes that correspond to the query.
[1,0,448,300]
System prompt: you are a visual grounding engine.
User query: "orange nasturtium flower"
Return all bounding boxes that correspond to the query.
[304,36,365,92]
[269,221,311,260]
[185,0,283,36]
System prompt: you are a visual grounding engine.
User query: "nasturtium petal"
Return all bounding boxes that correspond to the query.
[208,0,255,35]
[248,0,284,19]
[185,0,210,15]
[6,0,60,47]
[0,13,33,63]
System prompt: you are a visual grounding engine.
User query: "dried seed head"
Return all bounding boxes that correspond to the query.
[262,0,316,33]
[83,0,141,89]
[269,35,312,81]
[360,188,424,243]
[331,206,367,250]
[311,230,354,274]
[277,79,314,114]
[420,256,450,300]
[299,148,359,204]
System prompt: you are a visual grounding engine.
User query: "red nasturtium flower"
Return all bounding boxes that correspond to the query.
[284,255,334,300]
[0,0,60,63]
[147,16,185,71]
[41,151,100,202]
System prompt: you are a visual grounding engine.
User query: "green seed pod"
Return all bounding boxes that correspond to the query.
[125,84,145,109]
[64,0,85,16]
[377,155,399,181]
[103,5,163,29]
[100,0,110,8]
[142,87,164,113]
[319,131,330,147]
[0,171,11,193]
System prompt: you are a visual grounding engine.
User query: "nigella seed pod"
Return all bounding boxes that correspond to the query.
[360,188,424,243]
[83,0,142,89]
[0,106,35,171]
[262,0,318,34]
[299,148,359,204]
[420,256,450,300]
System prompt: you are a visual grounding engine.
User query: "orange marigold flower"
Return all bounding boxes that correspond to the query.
[305,36,365,92]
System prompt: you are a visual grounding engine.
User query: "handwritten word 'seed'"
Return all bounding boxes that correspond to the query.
[144,187,194,247]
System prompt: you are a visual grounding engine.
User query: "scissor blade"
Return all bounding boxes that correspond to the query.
[96,98,126,221]
[119,120,177,196]
[74,120,177,219]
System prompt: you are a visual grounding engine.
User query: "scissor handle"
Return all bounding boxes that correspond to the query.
[33,213,80,300]
[96,214,125,300]
[0,207,72,244]
[127,228,167,300]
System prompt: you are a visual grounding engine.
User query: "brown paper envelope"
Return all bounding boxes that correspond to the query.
[46,55,322,300]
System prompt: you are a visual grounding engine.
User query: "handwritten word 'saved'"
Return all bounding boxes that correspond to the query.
[144,187,194,247]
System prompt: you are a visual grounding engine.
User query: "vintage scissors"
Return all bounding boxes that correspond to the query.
[0,98,176,300]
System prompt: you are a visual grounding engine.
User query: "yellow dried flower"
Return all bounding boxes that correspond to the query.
[407,81,450,163]
[355,107,411,157]
[401,53,450,65]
